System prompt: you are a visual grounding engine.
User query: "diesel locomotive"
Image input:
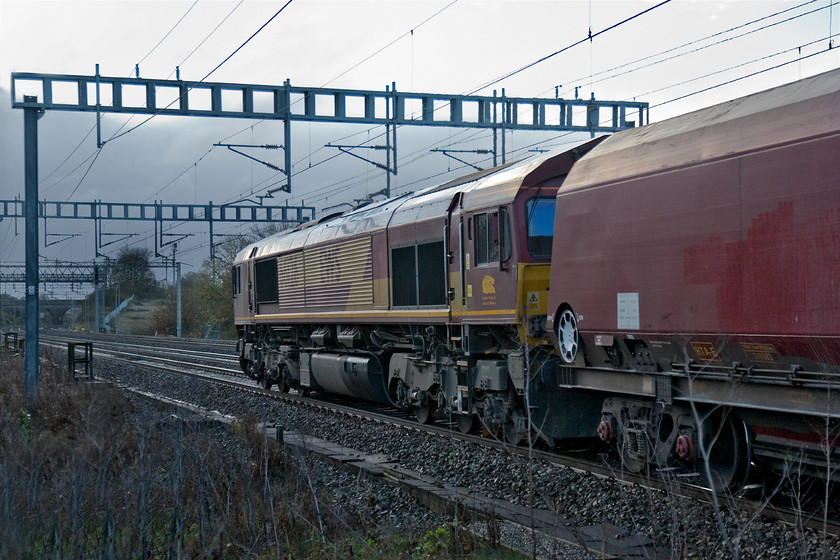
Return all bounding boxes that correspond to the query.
[235,68,840,490]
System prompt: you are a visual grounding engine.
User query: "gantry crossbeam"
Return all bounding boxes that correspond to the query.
[11,72,648,132]
[0,199,313,223]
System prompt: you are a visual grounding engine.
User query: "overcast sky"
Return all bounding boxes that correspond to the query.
[1,0,839,289]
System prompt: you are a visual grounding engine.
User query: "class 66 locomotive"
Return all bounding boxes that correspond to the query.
[235,68,840,492]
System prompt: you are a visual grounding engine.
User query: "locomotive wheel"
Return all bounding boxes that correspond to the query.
[247,361,260,380]
[457,414,479,435]
[261,372,274,391]
[277,365,291,393]
[704,414,750,492]
[504,407,527,446]
[556,307,579,364]
[415,404,436,425]
[258,363,273,390]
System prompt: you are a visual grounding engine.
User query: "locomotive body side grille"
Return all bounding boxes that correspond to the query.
[303,237,374,309]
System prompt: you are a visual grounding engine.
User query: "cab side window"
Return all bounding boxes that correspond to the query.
[475,210,510,265]
[525,198,554,259]
[232,266,241,296]
[475,213,496,265]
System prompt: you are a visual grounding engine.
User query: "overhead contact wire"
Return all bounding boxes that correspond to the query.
[215,0,458,147]
[166,0,246,80]
[37,1,211,192]
[135,0,200,69]
[554,0,836,99]
[652,46,835,108]
[40,124,97,189]
[105,0,295,145]
[467,0,673,95]
[66,148,104,201]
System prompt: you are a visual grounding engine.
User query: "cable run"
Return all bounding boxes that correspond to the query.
[40,124,97,188]
[66,148,103,201]
[553,0,834,99]
[166,0,245,80]
[652,46,833,108]
[104,0,295,146]
[467,0,673,95]
[322,0,459,87]
[135,0,200,70]
[41,149,99,192]
[215,0,458,146]
[197,0,294,85]
[144,147,217,202]
[640,34,836,101]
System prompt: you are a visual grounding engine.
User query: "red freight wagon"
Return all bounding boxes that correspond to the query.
[547,69,840,486]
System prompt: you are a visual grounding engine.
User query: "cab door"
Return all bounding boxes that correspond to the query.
[445,192,466,323]
[246,247,257,313]
[463,207,514,321]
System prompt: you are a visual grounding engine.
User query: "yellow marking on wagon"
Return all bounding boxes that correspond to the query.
[691,341,721,362]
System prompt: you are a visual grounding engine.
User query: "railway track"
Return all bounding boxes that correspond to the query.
[38,329,840,543]
[41,332,239,371]
[40,328,235,353]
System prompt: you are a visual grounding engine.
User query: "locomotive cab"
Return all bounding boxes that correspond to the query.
[386,142,606,443]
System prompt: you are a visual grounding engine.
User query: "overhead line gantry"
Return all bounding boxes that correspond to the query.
[0,198,315,260]
[12,71,649,196]
[10,69,648,400]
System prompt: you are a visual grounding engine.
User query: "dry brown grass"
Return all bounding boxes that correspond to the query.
[0,351,351,559]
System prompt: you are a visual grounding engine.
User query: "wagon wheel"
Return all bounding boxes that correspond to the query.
[415,403,436,425]
[704,414,750,492]
[457,414,480,435]
[556,307,579,364]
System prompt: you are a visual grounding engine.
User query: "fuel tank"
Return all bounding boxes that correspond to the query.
[303,353,391,404]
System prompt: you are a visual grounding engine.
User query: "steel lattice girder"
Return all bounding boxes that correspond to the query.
[0,199,314,223]
[11,72,649,132]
